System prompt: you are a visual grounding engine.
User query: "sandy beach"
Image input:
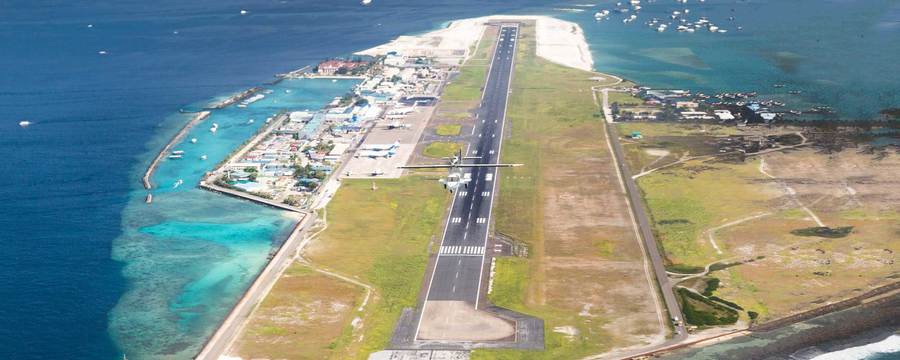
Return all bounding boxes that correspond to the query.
[355,15,594,72]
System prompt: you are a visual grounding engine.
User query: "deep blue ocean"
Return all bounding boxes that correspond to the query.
[1,1,897,359]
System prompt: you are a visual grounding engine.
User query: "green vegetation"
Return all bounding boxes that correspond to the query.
[301,177,448,359]
[666,263,705,274]
[637,158,771,267]
[607,91,643,106]
[475,24,655,359]
[233,264,364,359]
[442,65,487,101]
[489,258,530,310]
[790,226,854,238]
[677,288,739,326]
[435,124,462,136]
[440,27,499,102]
[423,141,462,158]
[702,277,720,296]
[308,177,447,358]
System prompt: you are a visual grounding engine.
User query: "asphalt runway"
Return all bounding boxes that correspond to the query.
[422,24,519,306]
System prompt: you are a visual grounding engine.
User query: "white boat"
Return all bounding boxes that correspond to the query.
[361,0,372,5]
[717,29,728,33]
[686,28,695,33]
[210,123,219,133]
[18,120,31,127]
[238,93,265,107]
[98,50,108,55]
[709,25,720,32]
[240,9,248,15]
[247,119,254,124]
[191,138,198,143]
[168,154,183,159]
[171,150,185,155]
[200,155,208,160]
[173,179,183,188]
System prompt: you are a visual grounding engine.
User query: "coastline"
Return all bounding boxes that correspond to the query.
[197,15,596,359]
[191,13,898,360]
[356,15,593,71]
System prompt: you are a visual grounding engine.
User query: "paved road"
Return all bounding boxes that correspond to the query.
[604,120,688,340]
[421,24,519,307]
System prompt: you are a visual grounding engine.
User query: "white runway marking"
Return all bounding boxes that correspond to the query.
[439,245,485,256]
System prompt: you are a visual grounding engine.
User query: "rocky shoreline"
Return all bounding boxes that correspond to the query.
[662,291,900,359]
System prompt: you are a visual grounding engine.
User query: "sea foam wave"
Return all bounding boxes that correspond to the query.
[812,335,900,360]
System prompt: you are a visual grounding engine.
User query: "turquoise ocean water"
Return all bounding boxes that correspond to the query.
[563,0,900,119]
[109,78,359,358]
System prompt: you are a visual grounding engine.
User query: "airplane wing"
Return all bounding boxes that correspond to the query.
[399,164,522,169]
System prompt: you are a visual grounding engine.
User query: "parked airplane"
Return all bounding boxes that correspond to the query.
[386,105,417,116]
[357,149,397,158]
[361,141,400,151]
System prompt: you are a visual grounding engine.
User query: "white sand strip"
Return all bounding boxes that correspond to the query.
[355,15,594,72]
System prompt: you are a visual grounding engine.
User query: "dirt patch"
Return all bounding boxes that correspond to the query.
[417,301,516,341]
[644,148,670,157]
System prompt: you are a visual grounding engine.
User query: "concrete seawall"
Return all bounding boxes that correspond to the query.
[142,86,269,190]
[142,111,210,190]
[199,181,303,213]
[194,210,313,360]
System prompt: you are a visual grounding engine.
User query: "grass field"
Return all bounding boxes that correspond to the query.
[441,26,495,102]
[637,158,777,268]
[305,177,448,358]
[231,177,448,359]
[615,122,741,172]
[629,123,900,324]
[473,23,662,359]
[607,91,644,106]
[423,141,462,158]
[435,124,462,136]
[232,264,364,359]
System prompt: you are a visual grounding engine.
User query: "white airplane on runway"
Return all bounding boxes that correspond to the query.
[399,149,522,192]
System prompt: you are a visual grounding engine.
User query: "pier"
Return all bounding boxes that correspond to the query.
[142,85,272,190]
[142,111,210,190]
[204,87,264,110]
[198,181,304,213]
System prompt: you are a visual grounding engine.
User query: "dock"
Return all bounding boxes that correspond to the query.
[142,85,273,190]
[198,181,303,213]
[142,111,210,190]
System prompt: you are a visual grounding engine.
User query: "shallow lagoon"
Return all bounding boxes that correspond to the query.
[108,78,357,359]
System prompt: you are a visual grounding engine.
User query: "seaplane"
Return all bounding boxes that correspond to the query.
[384,120,411,130]
[399,149,522,192]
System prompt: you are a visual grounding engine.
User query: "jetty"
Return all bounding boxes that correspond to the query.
[205,87,264,110]
[142,86,271,190]
[198,181,303,213]
[142,111,210,189]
